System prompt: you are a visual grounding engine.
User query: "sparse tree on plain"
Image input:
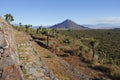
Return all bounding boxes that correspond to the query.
[89,40,96,62]
[46,30,50,48]
[36,25,42,34]
[19,22,22,26]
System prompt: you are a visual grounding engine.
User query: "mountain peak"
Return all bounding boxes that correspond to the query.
[63,19,75,24]
[50,19,88,30]
[64,19,73,22]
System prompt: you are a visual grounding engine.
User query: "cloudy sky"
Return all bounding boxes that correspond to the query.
[0,0,120,26]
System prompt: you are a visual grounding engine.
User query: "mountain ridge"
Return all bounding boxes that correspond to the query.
[50,19,88,30]
[83,23,120,29]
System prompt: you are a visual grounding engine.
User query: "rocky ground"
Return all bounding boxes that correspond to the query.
[15,31,57,80]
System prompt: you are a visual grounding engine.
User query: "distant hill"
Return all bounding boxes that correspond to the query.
[50,19,88,30]
[113,28,120,30]
[32,25,51,29]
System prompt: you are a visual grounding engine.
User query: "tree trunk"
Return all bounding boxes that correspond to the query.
[92,46,95,62]
[47,31,49,48]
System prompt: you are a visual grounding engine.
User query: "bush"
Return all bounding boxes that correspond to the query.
[63,38,71,45]
[102,58,114,64]
[45,55,52,58]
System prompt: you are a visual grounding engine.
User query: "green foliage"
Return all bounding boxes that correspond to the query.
[79,45,83,51]
[63,38,71,45]
[45,55,52,58]
[89,40,97,62]
[4,13,14,23]
[36,26,42,34]
[89,40,96,48]
[14,26,26,31]
[103,58,114,64]
[58,29,120,65]
[25,24,32,33]
[19,22,22,26]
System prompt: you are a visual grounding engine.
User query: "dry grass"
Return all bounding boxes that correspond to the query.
[32,42,71,80]
[31,32,103,79]
[109,65,120,80]
[14,30,30,43]
[14,28,119,80]
[90,64,120,79]
[62,56,96,79]
[14,27,81,80]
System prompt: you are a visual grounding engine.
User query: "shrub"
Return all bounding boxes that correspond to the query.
[45,55,52,58]
[63,38,71,45]
[103,58,114,64]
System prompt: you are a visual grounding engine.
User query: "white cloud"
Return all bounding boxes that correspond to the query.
[95,17,120,23]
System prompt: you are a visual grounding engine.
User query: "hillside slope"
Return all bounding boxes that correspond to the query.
[14,28,89,80]
[15,31,57,80]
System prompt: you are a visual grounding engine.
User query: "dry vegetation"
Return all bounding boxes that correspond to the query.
[13,26,120,80]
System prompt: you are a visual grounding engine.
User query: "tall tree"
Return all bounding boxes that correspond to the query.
[19,22,22,26]
[4,13,14,23]
[36,25,42,34]
[89,40,96,61]
[46,30,50,48]
[51,29,56,37]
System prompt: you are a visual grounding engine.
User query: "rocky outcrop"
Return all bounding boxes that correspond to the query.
[0,17,23,80]
[18,43,57,80]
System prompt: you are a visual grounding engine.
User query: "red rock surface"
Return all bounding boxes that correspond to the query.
[0,17,23,80]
